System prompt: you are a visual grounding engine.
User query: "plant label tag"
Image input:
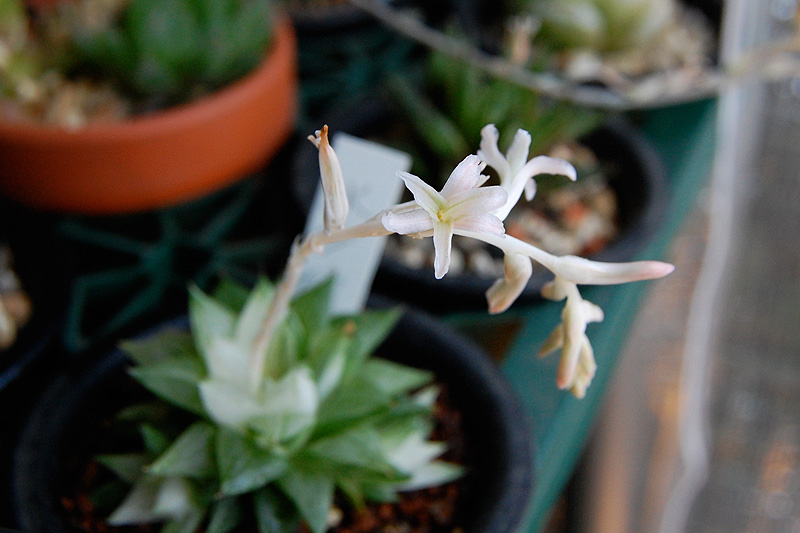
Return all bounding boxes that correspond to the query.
[298,133,411,314]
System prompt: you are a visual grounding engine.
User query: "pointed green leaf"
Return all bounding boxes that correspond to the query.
[307,427,399,478]
[394,461,464,491]
[361,359,433,398]
[148,422,216,478]
[107,477,163,525]
[277,469,334,533]
[140,424,172,456]
[129,358,205,415]
[290,279,333,338]
[96,453,148,484]
[161,507,205,533]
[253,486,300,533]
[262,311,303,379]
[212,277,251,314]
[216,428,288,496]
[335,477,365,509]
[206,496,243,533]
[120,328,195,367]
[316,377,391,436]
[116,401,171,424]
[234,279,274,347]
[332,308,401,375]
[188,285,236,358]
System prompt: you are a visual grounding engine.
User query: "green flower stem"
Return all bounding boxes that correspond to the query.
[249,216,391,393]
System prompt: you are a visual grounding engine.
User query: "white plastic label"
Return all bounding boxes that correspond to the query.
[297,133,411,314]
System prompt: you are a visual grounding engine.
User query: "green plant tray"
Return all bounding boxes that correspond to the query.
[445,98,718,532]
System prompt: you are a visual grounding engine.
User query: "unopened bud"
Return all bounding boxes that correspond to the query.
[486,253,533,314]
[309,125,349,233]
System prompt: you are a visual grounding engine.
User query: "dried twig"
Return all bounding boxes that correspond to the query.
[345,0,800,111]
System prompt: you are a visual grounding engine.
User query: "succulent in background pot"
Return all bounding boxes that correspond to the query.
[0,0,298,214]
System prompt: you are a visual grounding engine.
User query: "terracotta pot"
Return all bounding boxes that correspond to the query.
[0,17,298,215]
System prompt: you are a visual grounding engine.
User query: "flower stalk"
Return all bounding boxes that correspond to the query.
[250,124,674,398]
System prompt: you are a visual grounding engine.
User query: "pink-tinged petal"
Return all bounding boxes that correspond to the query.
[398,171,443,216]
[518,155,577,183]
[538,324,564,357]
[581,300,604,323]
[382,209,433,235]
[570,336,596,399]
[432,219,454,279]
[444,186,508,220]
[506,129,532,174]
[541,280,568,302]
[441,155,487,198]
[486,253,533,314]
[478,125,510,182]
[551,256,675,285]
[557,337,581,391]
[557,298,585,389]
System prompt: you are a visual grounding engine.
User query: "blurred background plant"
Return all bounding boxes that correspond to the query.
[502,0,715,93]
[0,0,276,126]
[387,50,603,184]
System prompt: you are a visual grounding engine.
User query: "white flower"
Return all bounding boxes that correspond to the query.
[382,155,508,279]
[486,253,533,314]
[308,125,349,233]
[539,277,604,398]
[478,124,577,220]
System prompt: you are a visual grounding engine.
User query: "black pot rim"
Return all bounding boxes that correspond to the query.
[13,306,533,533]
[291,94,669,312]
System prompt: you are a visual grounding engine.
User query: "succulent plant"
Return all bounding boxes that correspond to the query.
[98,278,461,533]
[524,0,674,53]
[68,0,275,105]
[387,51,602,183]
[0,0,45,99]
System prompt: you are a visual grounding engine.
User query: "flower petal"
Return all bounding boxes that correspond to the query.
[518,155,577,183]
[432,219,454,279]
[524,178,537,201]
[478,125,511,183]
[382,208,434,235]
[441,155,487,198]
[506,129,532,174]
[454,214,505,237]
[581,300,605,323]
[538,323,565,357]
[550,256,675,285]
[398,171,443,216]
[486,253,533,314]
[444,186,508,220]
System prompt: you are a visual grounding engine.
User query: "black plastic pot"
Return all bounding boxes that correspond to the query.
[13,307,533,532]
[292,95,669,312]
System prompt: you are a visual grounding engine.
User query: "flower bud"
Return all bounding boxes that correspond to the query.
[308,125,349,233]
[486,253,533,314]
